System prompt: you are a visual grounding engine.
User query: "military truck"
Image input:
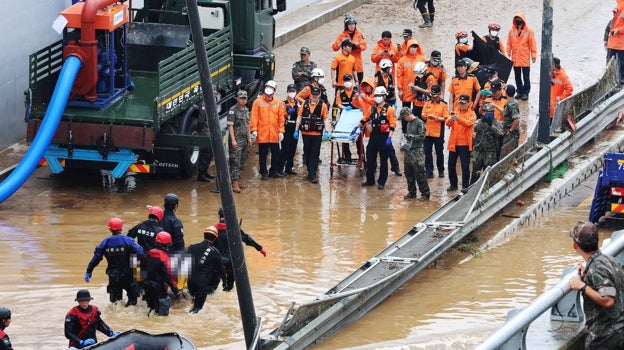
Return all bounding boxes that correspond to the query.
[24,0,285,181]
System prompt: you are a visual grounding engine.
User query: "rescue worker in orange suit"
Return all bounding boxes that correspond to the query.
[506,13,537,100]
[85,217,144,306]
[279,84,300,175]
[371,31,400,75]
[422,84,449,179]
[335,74,358,162]
[250,80,287,180]
[215,208,266,291]
[409,61,436,120]
[446,94,476,193]
[0,307,12,350]
[297,68,330,107]
[426,50,448,98]
[350,77,376,162]
[375,60,402,176]
[396,29,413,59]
[141,231,180,316]
[354,86,397,190]
[454,30,471,63]
[448,58,481,116]
[186,226,227,314]
[127,206,164,251]
[294,86,331,183]
[482,21,506,55]
[330,40,357,89]
[161,193,184,252]
[550,57,573,119]
[332,15,367,82]
[607,4,624,81]
[397,39,426,111]
[65,289,120,348]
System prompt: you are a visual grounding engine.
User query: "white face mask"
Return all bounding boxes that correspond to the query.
[490,30,499,37]
[459,38,468,44]
[344,81,353,88]
[374,96,384,104]
[288,92,296,99]
[317,78,325,85]
[431,60,440,67]
[416,73,424,78]
[264,87,274,95]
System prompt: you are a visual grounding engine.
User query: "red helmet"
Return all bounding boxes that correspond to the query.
[156,231,172,245]
[455,30,468,39]
[488,21,501,31]
[108,217,123,231]
[148,206,164,221]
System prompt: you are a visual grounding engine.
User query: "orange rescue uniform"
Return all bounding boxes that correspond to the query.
[447,107,476,151]
[506,12,538,67]
[550,67,573,118]
[422,99,450,137]
[332,29,368,73]
[250,94,286,143]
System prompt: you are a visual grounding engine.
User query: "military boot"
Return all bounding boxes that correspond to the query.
[430,12,434,24]
[232,181,241,193]
[418,13,432,28]
[237,180,247,189]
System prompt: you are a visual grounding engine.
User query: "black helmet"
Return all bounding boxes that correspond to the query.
[287,84,296,92]
[0,307,10,320]
[75,289,93,301]
[164,193,179,210]
[430,84,441,96]
[344,15,357,25]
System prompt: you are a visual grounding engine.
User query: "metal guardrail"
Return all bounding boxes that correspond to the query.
[476,231,624,350]
[262,58,624,350]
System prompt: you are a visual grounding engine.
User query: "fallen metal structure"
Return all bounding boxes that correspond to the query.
[261,62,623,349]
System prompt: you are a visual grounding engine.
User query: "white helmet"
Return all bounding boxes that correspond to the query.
[379,59,393,69]
[413,61,427,74]
[373,86,388,96]
[265,80,277,89]
[311,68,325,77]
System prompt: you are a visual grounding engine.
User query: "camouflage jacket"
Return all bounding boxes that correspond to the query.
[472,119,503,153]
[582,250,624,347]
[503,98,520,135]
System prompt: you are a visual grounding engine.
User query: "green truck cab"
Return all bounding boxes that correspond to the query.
[25,0,285,180]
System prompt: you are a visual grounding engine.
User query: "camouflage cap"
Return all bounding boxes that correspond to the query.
[569,221,599,247]
[236,90,248,98]
[300,47,310,54]
[398,107,412,119]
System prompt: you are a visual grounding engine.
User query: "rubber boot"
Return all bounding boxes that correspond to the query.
[430,12,434,24]
[232,180,241,193]
[237,180,247,189]
[418,13,432,28]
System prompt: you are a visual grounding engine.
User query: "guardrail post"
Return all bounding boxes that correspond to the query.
[500,308,528,350]
[550,267,584,322]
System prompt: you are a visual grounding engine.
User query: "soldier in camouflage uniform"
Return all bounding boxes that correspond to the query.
[398,107,430,200]
[470,106,503,185]
[197,102,215,182]
[227,90,252,193]
[568,221,624,349]
[292,47,318,92]
[501,84,521,152]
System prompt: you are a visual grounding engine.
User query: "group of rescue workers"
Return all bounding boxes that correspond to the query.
[2,193,266,349]
[234,11,575,198]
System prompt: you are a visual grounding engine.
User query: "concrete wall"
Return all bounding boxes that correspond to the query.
[0,0,71,150]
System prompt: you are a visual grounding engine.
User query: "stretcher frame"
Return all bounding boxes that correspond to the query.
[328,109,366,176]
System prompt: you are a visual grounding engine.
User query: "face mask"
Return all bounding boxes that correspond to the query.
[344,81,353,88]
[490,30,499,37]
[489,77,496,82]
[416,73,424,78]
[317,78,325,85]
[264,87,274,95]
[382,68,392,75]
[288,92,296,99]
[515,19,523,26]
[431,60,440,67]
[459,38,468,44]
[374,96,384,104]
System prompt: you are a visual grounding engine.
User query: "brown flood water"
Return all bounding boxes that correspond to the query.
[0,154,606,349]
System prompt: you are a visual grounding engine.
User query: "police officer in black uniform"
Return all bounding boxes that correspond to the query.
[186,226,228,314]
[0,307,12,350]
[161,193,185,252]
[279,84,300,175]
[85,217,145,306]
[127,206,164,251]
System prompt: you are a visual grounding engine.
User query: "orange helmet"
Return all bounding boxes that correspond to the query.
[488,21,501,31]
[108,217,123,231]
[455,30,468,39]
[148,206,164,221]
[156,231,172,245]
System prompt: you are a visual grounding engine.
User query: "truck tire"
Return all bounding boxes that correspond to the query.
[178,105,201,178]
